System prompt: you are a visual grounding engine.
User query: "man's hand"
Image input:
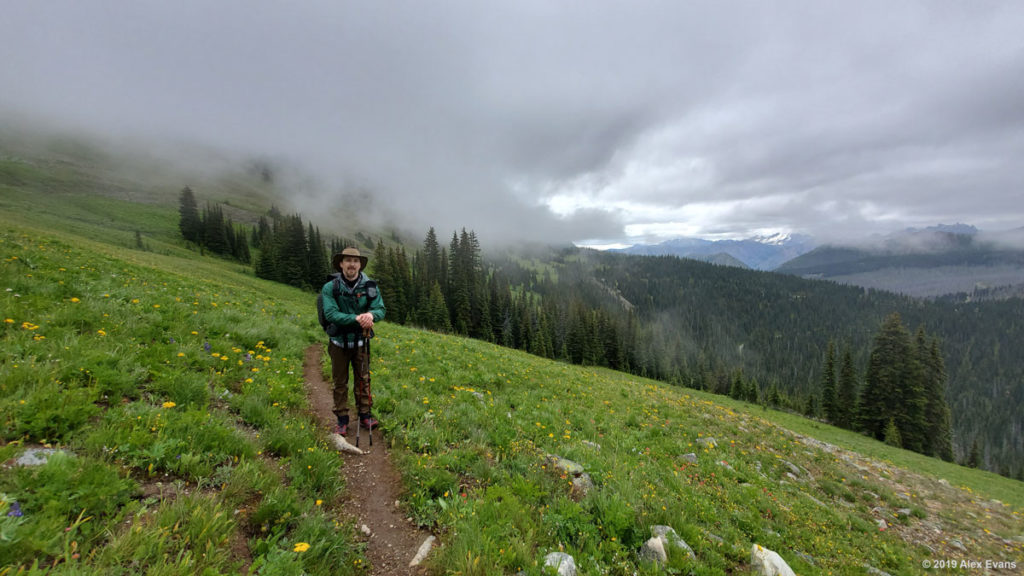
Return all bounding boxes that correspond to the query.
[356,313,375,329]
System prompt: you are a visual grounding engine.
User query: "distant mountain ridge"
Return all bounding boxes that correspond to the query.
[777,224,1024,299]
[611,232,816,270]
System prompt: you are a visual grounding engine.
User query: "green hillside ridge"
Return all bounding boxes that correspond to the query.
[2,199,1022,573]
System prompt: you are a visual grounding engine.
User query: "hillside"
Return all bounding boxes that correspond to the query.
[1,209,1022,574]
[524,249,1024,477]
[2,136,1023,574]
[6,129,1024,478]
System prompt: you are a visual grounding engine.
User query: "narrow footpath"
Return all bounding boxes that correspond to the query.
[303,345,434,575]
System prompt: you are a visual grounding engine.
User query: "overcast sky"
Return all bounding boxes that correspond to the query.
[3,2,1023,247]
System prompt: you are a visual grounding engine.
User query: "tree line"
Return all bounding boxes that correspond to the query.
[178,187,252,264]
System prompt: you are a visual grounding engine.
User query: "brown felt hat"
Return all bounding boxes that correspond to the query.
[332,247,368,273]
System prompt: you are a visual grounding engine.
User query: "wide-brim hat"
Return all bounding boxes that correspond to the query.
[332,247,368,273]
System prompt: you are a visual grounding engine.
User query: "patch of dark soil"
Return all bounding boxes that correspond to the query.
[303,344,434,576]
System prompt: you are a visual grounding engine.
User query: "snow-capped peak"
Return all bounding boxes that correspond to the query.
[752,232,793,246]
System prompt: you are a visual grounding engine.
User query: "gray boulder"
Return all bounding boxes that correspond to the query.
[639,525,696,565]
[543,552,576,576]
[751,544,796,576]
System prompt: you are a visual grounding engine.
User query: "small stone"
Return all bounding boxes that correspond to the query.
[751,544,796,576]
[409,535,436,567]
[15,448,65,467]
[638,536,667,564]
[570,473,594,500]
[547,454,585,476]
[543,552,576,576]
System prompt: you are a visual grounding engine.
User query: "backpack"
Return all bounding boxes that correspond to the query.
[317,274,343,336]
[317,274,379,337]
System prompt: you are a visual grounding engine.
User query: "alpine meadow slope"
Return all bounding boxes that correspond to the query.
[1,131,1022,574]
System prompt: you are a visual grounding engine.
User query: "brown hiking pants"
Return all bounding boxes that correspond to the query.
[328,340,372,420]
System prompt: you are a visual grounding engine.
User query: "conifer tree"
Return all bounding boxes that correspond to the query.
[276,215,309,288]
[745,379,759,404]
[423,227,443,289]
[858,312,931,452]
[821,339,838,422]
[425,281,451,332]
[897,328,928,453]
[306,224,328,287]
[836,348,859,429]
[178,186,202,243]
[921,337,954,460]
[202,203,229,255]
[967,438,982,468]
[730,371,745,400]
[255,235,276,281]
[803,392,819,417]
[883,418,903,448]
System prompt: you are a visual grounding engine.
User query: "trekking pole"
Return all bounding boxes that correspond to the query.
[364,329,373,447]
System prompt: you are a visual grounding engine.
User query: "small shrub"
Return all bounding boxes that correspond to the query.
[260,418,314,458]
[250,485,304,537]
[149,372,210,409]
[287,448,344,502]
[4,381,99,442]
[291,510,361,576]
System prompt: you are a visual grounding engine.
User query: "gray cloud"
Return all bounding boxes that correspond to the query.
[3,1,1023,247]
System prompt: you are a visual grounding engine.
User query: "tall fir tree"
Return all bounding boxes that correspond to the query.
[202,203,230,255]
[306,224,328,288]
[178,186,202,243]
[858,313,913,441]
[821,339,838,422]
[835,347,859,429]
[967,438,982,468]
[897,328,928,453]
[448,230,473,335]
[921,337,954,460]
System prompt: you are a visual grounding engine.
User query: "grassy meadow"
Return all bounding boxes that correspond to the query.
[1,176,1022,574]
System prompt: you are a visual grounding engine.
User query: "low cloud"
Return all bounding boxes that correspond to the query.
[3,2,1023,247]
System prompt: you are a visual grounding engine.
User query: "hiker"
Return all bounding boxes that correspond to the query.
[320,247,386,439]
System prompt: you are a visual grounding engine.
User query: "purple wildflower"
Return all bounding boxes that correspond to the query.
[7,501,22,517]
[203,341,211,352]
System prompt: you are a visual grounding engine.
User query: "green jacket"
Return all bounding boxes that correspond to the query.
[320,272,386,344]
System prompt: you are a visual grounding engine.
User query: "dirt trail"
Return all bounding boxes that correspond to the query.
[303,345,433,576]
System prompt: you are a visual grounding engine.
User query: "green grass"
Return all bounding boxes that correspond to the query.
[0,214,358,574]
[367,333,1023,574]
[2,150,1022,574]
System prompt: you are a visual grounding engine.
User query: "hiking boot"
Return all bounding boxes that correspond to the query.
[335,415,350,436]
[359,414,379,429]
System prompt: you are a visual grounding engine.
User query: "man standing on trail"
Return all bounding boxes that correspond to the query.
[321,247,385,440]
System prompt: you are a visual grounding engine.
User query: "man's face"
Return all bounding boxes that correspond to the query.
[340,256,361,280]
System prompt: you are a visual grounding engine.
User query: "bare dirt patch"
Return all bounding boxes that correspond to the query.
[303,344,434,575]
